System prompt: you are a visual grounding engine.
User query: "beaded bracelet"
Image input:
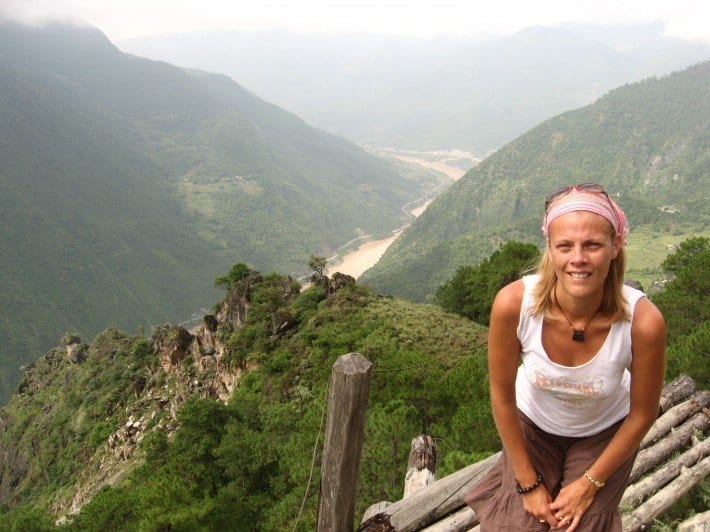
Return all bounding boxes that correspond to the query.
[515,472,544,494]
[584,470,605,489]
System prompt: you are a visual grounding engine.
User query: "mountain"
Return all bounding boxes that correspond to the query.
[0,22,445,402]
[359,60,710,301]
[0,245,705,529]
[0,270,491,528]
[0,21,706,532]
[119,25,710,155]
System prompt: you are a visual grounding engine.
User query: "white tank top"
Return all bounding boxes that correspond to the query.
[515,274,646,437]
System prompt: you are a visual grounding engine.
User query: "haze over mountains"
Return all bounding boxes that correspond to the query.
[361,60,710,300]
[120,23,710,154]
[0,16,707,530]
[0,22,443,401]
[1,19,708,403]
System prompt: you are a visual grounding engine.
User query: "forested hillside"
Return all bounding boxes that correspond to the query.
[0,234,706,530]
[0,18,705,532]
[360,60,710,301]
[0,23,444,402]
[0,268,491,529]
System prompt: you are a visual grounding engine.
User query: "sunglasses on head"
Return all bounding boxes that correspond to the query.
[544,182,608,212]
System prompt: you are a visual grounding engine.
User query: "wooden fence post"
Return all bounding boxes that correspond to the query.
[317,352,373,532]
[404,435,438,498]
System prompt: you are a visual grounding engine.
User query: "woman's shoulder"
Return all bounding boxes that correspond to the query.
[622,282,647,308]
[629,297,666,375]
[492,278,526,319]
[631,297,666,341]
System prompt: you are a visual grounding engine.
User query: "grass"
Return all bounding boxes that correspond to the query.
[625,225,709,292]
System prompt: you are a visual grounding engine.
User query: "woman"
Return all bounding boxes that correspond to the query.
[464,183,666,531]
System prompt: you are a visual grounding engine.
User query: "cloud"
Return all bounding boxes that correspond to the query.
[1,0,708,43]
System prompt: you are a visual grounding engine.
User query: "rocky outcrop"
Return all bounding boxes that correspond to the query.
[152,324,193,373]
[195,314,219,356]
[329,272,357,294]
[54,275,275,519]
[63,334,88,364]
[107,415,146,460]
[214,270,262,330]
[16,268,366,524]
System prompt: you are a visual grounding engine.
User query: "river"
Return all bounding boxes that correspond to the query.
[325,157,467,279]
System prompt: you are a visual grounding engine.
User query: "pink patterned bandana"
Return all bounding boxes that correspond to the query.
[543,190,629,246]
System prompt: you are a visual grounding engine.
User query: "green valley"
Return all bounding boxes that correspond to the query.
[0,19,706,532]
[0,22,446,402]
[360,60,710,301]
[0,234,706,529]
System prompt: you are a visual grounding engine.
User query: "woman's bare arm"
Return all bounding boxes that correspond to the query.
[488,280,557,524]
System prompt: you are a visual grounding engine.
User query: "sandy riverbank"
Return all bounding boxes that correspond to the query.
[324,150,475,279]
[389,155,467,181]
[409,198,434,217]
[325,231,402,279]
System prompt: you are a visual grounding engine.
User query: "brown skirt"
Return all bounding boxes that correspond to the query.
[463,411,636,531]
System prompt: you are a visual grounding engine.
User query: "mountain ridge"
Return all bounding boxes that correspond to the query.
[120,25,710,154]
[0,235,706,529]
[0,269,492,528]
[0,22,445,402]
[359,60,710,300]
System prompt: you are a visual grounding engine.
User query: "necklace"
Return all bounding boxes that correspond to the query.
[554,286,602,342]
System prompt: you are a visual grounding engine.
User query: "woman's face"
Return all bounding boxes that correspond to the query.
[547,210,621,301]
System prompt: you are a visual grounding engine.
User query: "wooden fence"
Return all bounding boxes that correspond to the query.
[313,354,708,531]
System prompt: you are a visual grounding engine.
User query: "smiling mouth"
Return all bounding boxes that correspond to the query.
[569,272,591,279]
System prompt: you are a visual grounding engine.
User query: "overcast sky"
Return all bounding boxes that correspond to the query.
[1,0,708,43]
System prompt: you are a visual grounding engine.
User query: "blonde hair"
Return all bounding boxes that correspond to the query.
[530,231,629,322]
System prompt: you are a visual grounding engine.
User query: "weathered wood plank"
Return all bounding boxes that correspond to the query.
[362,502,393,524]
[317,353,373,532]
[404,435,438,498]
[358,453,500,532]
[621,456,710,532]
[622,436,710,508]
[678,509,710,531]
[629,411,709,483]
[420,506,477,532]
[659,375,696,413]
[641,391,710,449]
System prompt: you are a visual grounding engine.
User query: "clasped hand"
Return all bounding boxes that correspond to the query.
[524,476,597,531]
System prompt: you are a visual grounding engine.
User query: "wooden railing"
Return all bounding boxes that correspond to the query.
[313,354,709,531]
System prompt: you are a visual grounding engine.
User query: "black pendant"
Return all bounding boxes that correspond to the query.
[572,329,585,342]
